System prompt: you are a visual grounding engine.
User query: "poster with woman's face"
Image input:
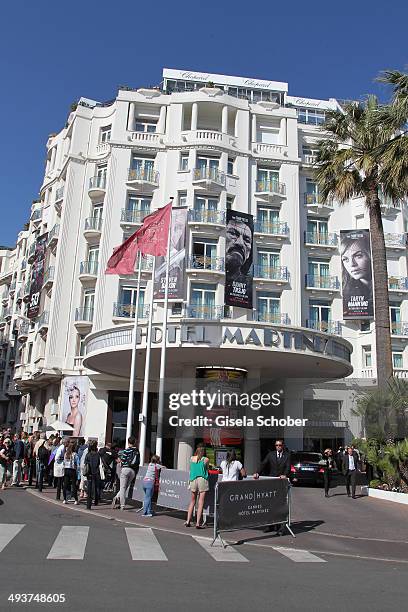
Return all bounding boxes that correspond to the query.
[340,229,374,319]
[60,376,88,437]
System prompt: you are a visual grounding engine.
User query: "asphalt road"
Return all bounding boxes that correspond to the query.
[0,489,407,612]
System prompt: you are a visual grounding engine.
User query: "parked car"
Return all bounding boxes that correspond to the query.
[289,451,329,486]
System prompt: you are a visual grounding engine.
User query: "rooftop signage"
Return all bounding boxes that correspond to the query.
[286,95,339,110]
[163,68,288,93]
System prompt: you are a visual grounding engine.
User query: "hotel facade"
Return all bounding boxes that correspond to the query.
[1,68,407,471]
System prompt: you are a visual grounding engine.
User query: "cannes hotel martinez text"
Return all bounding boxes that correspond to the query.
[1,68,407,471]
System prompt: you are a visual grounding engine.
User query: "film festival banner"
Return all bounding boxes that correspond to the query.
[216,478,289,532]
[154,207,187,300]
[27,233,48,319]
[225,209,254,309]
[60,376,88,437]
[340,229,374,319]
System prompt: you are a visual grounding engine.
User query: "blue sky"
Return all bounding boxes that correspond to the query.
[0,0,407,246]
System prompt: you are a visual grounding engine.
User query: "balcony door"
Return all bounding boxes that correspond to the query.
[130,157,154,180]
[191,283,216,315]
[258,250,280,273]
[390,304,401,334]
[308,260,329,286]
[257,168,279,188]
[307,219,328,242]
[309,301,331,331]
[257,207,279,230]
[257,292,280,323]
[119,286,145,317]
[197,156,219,179]
[83,290,95,316]
[192,239,217,268]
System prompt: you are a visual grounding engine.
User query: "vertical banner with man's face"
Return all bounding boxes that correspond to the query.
[340,229,374,319]
[225,210,254,309]
[28,234,48,319]
[154,208,187,300]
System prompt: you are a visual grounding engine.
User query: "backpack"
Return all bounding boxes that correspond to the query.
[38,443,50,465]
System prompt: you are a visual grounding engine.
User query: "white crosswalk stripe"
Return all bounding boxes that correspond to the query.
[273,546,326,563]
[47,526,89,560]
[0,524,25,553]
[193,536,249,562]
[125,528,168,561]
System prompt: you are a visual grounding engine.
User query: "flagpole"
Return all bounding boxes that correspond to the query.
[125,250,142,447]
[155,198,174,459]
[139,255,156,465]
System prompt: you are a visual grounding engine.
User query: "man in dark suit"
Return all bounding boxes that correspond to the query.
[253,440,291,534]
[342,446,360,499]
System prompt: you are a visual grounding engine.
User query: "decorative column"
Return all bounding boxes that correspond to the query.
[191,102,198,131]
[252,114,257,144]
[157,105,166,134]
[222,105,229,133]
[128,102,136,131]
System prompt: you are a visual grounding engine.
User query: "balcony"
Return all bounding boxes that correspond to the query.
[185,305,230,320]
[4,307,12,321]
[181,130,237,150]
[88,176,106,199]
[43,266,55,291]
[27,242,36,263]
[112,303,150,320]
[305,274,340,292]
[18,321,30,342]
[304,231,338,251]
[140,256,154,276]
[391,322,408,336]
[254,265,289,286]
[126,167,159,192]
[54,187,64,213]
[20,259,27,272]
[252,142,288,159]
[380,195,403,216]
[47,224,60,249]
[96,142,110,155]
[23,281,31,301]
[31,209,42,223]
[188,209,225,228]
[304,193,334,214]
[192,167,226,192]
[79,260,99,282]
[74,307,94,330]
[388,276,408,293]
[186,255,225,275]
[302,154,318,165]
[120,208,151,227]
[129,131,161,147]
[384,233,406,249]
[254,221,289,245]
[84,217,103,241]
[254,180,286,203]
[253,312,290,325]
[37,310,49,334]
[306,320,342,336]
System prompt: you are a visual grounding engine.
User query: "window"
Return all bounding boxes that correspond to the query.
[130,156,155,181]
[227,158,234,175]
[393,352,403,369]
[257,206,280,232]
[257,292,280,323]
[118,286,145,318]
[87,247,99,266]
[27,343,33,363]
[390,304,401,335]
[360,321,370,332]
[192,239,218,268]
[308,260,330,288]
[309,301,331,331]
[362,345,372,368]
[126,196,151,219]
[298,108,326,125]
[77,335,87,357]
[100,125,111,143]
[96,164,107,180]
[178,191,187,207]
[196,156,219,179]
[179,153,189,171]
[302,145,319,158]
[91,204,103,229]
[257,168,279,189]
[257,250,280,274]
[134,121,157,133]
[171,303,183,315]
[190,283,217,317]
[226,195,235,210]
[83,290,95,314]
[305,179,321,204]
[307,219,328,244]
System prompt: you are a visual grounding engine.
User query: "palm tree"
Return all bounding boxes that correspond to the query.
[314,95,408,386]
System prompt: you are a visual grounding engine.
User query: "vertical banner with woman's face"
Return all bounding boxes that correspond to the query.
[154,208,187,300]
[225,210,254,309]
[60,376,88,437]
[27,234,48,319]
[340,229,373,319]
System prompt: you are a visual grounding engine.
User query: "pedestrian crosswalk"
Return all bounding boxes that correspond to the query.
[0,523,327,564]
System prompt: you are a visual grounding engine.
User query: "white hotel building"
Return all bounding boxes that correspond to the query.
[1,68,407,471]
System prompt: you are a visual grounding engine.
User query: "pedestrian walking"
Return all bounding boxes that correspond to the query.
[84,440,101,509]
[114,436,140,511]
[12,433,25,486]
[36,437,51,492]
[62,440,79,504]
[342,446,361,499]
[185,446,209,529]
[0,438,13,489]
[219,449,246,481]
[322,448,336,498]
[54,438,68,500]
[142,455,164,517]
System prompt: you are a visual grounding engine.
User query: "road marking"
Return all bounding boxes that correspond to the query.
[273,546,326,563]
[47,526,89,560]
[125,528,167,561]
[193,537,249,562]
[0,524,25,553]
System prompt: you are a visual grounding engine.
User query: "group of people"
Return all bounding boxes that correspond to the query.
[323,445,362,499]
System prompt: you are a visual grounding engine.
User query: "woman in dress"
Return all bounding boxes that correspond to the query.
[185,446,209,529]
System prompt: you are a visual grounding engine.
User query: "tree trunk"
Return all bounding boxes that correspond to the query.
[366,189,393,387]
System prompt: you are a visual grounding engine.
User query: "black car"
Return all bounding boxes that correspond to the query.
[289,451,327,486]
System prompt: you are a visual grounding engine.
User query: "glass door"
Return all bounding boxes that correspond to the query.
[191,283,216,318]
[309,302,331,331]
[307,219,328,244]
[308,261,329,288]
[257,168,279,191]
[257,293,280,323]
[390,305,401,335]
[257,251,280,278]
[131,157,154,181]
[257,207,280,233]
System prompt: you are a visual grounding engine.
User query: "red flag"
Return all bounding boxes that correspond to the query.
[134,202,172,256]
[105,231,138,275]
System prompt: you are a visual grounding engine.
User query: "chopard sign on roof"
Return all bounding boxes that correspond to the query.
[162,68,288,92]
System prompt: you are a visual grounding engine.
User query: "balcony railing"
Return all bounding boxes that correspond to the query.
[305,275,340,290]
[75,307,94,323]
[85,217,103,232]
[192,167,226,187]
[188,209,225,224]
[253,312,290,325]
[80,261,99,276]
[254,266,289,281]
[384,233,406,248]
[127,168,159,184]
[186,256,225,271]
[253,143,288,157]
[121,209,151,224]
[43,266,55,285]
[48,224,60,244]
[255,180,286,196]
[303,154,317,164]
[306,320,342,335]
[55,187,64,201]
[89,176,106,190]
[391,322,408,336]
[388,277,408,291]
[304,231,338,246]
[31,209,42,221]
[112,303,150,319]
[254,221,289,236]
[38,311,49,328]
[185,305,230,320]
[130,132,160,144]
[27,243,36,261]
[304,193,333,207]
